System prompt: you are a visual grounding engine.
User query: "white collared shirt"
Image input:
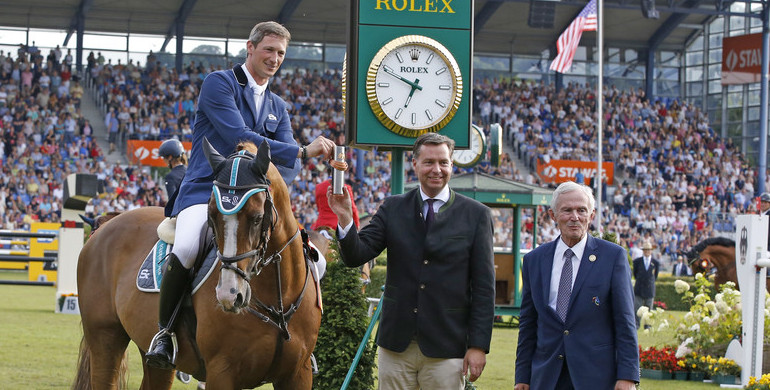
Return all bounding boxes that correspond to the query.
[420,186,449,220]
[548,235,587,311]
[337,185,450,238]
[241,64,267,114]
[644,256,651,270]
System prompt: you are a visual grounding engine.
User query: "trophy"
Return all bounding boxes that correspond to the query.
[332,146,345,195]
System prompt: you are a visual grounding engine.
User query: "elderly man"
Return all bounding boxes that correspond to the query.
[515,181,639,390]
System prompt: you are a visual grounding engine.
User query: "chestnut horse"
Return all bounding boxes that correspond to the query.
[687,236,770,292]
[73,140,321,389]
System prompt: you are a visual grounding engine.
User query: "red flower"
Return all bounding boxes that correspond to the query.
[639,345,682,371]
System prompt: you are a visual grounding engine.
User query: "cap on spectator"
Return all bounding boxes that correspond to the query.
[642,241,653,250]
[761,193,770,202]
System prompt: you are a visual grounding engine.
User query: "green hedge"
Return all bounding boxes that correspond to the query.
[315,242,375,389]
[366,266,386,299]
[651,274,713,311]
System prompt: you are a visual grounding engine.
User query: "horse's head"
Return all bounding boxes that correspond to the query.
[687,237,737,289]
[687,253,715,277]
[204,138,274,312]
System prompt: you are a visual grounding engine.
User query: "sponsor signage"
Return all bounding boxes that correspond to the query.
[722,33,762,85]
[536,159,614,186]
[126,140,192,167]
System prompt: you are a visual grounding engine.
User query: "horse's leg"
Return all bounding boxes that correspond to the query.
[273,357,314,390]
[84,327,130,390]
[199,373,236,390]
[138,352,175,390]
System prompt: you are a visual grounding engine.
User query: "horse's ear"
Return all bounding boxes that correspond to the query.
[79,214,95,229]
[202,137,226,174]
[252,140,271,175]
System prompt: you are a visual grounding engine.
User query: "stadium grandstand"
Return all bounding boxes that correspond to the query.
[0,0,768,273]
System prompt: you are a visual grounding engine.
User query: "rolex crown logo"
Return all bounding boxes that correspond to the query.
[409,48,420,62]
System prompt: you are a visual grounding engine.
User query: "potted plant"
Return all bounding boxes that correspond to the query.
[710,356,740,385]
[671,358,688,380]
[746,373,770,390]
[681,352,706,381]
[639,346,675,380]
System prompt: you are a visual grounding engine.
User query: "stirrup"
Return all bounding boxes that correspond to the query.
[148,328,179,366]
[311,353,319,375]
[176,371,192,384]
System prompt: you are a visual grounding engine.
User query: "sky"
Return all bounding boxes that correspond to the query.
[0,26,247,67]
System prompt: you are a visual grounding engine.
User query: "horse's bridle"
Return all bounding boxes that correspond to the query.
[212,181,310,340]
[214,182,274,281]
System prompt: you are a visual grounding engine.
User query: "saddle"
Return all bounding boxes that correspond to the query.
[136,218,217,294]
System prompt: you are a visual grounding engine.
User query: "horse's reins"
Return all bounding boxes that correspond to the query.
[246,228,313,341]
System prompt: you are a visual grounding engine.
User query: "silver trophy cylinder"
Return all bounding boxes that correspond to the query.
[332,146,345,194]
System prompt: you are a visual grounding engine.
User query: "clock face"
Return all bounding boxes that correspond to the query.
[366,35,463,138]
[453,125,486,167]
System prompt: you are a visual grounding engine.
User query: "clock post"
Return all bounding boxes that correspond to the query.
[347,0,473,194]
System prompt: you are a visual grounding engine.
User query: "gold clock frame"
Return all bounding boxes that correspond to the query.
[365,35,463,138]
[453,124,486,168]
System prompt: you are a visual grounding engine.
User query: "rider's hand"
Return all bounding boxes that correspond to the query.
[302,136,335,160]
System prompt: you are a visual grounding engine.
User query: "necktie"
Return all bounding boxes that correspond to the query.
[425,199,436,229]
[556,249,574,322]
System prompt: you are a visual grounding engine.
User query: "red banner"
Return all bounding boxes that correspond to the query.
[536,159,614,186]
[126,140,192,167]
[722,33,762,85]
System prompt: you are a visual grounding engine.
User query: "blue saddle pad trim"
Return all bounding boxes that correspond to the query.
[137,240,218,294]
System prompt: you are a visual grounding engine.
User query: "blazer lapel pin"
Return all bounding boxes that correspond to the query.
[589,254,596,262]
[592,296,601,306]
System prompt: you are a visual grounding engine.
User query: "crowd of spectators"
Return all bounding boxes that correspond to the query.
[472,77,757,266]
[0,44,107,229]
[0,43,757,272]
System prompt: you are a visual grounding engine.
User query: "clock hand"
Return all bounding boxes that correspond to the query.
[382,66,423,91]
[404,78,420,107]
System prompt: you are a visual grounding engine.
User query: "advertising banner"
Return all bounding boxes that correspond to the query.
[536,159,614,186]
[126,140,192,167]
[722,33,762,85]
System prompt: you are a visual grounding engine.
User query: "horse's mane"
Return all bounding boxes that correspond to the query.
[687,236,735,259]
[236,141,258,154]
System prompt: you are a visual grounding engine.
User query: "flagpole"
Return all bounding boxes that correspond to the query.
[596,0,604,232]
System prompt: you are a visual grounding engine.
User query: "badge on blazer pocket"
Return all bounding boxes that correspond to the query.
[264,118,278,134]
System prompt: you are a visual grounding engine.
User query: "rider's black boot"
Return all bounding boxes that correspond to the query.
[145,253,190,370]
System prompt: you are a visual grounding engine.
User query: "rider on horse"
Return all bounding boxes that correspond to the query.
[145,21,335,370]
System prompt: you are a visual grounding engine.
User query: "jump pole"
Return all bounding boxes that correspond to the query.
[735,215,769,387]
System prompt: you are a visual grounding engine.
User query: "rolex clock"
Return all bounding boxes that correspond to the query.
[366,35,463,138]
[453,124,486,167]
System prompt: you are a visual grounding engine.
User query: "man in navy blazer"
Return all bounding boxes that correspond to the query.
[146,21,335,369]
[328,133,495,389]
[632,241,660,329]
[515,182,639,390]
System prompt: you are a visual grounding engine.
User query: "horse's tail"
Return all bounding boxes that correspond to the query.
[71,333,128,390]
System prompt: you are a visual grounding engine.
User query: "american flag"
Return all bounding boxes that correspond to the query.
[550,0,598,74]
